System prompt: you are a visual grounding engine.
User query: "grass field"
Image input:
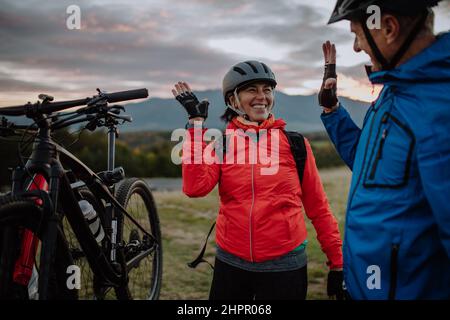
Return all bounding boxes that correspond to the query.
[154,166,352,300]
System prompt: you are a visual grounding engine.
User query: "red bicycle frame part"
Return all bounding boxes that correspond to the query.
[13,174,48,286]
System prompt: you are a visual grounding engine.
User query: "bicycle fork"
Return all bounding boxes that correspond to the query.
[11,160,64,300]
[13,174,48,286]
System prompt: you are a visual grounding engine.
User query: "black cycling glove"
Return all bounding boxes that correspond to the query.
[327,270,345,300]
[318,64,338,109]
[175,91,209,120]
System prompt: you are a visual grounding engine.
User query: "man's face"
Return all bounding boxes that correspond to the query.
[231,82,274,122]
[350,20,388,72]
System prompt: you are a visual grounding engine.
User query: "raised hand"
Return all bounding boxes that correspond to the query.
[172,81,209,120]
[318,41,338,110]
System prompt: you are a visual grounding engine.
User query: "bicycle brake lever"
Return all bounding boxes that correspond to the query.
[110,105,125,114]
[118,114,132,122]
[86,118,98,131]
[106,111,132,122]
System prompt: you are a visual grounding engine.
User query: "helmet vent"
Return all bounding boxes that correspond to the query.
[261,62,270,74]
[245,61,259,73]
[233,67,247,75]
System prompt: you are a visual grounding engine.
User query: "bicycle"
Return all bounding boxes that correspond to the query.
[0,88,163,300]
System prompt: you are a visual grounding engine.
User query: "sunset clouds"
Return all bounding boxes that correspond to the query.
[0,0,448,105]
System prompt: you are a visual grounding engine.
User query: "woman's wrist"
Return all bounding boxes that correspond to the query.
[188,117,205,124]
[322,103,339,114]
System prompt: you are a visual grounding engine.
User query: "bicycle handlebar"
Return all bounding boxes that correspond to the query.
[0,88,149,117]
[101,88,149,104]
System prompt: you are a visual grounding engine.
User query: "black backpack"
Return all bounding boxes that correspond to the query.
[187,130,307,269]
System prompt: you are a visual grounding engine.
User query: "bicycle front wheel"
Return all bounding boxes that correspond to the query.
[0,195,77,300]
[114,178,162,300]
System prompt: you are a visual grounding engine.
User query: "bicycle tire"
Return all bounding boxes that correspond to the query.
[114,178,162,300]
[0,195,78,300]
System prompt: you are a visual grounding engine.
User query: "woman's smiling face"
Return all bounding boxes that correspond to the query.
[230,81,274,122]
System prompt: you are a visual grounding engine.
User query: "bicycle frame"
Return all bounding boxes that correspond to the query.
[10,117,153,299]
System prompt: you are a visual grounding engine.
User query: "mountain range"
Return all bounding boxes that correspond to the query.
[121,90,370,133]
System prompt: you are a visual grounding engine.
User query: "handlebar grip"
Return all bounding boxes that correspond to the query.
[104,88,148,103]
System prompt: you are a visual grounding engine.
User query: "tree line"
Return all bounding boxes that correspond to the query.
[0,129,343,189]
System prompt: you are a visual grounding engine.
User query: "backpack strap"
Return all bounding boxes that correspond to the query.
[222,134,227,161]
[187,221,216,270]
[283,130,307,184]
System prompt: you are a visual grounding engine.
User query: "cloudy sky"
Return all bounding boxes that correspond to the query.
[0,0,449,106]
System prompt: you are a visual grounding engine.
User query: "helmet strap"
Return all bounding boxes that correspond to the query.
[230,88,249,120]
[227,87,275,121]
[267,90,276,114]
[389,10,428,69]
[360,9,428,71]
[364,64,373,77]
[227,88,249,119]
[226,104,248,119]
[360,16,390,70]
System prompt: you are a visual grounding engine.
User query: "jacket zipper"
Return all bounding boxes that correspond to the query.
[249,134,257,262]
[248,132,260,262]
[348,106,379,208]
[249,164,255,262]
[347,87,390,208]
[369,128,389,180]
[388,244,399,300]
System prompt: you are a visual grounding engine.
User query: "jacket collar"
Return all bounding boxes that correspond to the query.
[227,114,286,131]
[368,31,450,86]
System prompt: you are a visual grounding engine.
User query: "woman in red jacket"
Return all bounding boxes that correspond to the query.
[172,61,344,300]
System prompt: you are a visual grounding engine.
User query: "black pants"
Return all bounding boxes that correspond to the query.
[209,258,308,300]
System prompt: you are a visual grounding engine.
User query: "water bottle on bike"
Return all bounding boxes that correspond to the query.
[78,199,105,243]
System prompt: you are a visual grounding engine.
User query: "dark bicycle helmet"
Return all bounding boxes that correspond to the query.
[222,60,277,104]
[328,0,442,24]
[328,0,442,70]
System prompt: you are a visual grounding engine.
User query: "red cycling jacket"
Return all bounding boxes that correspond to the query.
[182,116,343,269]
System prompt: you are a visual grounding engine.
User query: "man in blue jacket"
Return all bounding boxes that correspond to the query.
[320,0,450,299]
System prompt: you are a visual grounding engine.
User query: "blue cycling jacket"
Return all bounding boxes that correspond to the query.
[321,32,450,299]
